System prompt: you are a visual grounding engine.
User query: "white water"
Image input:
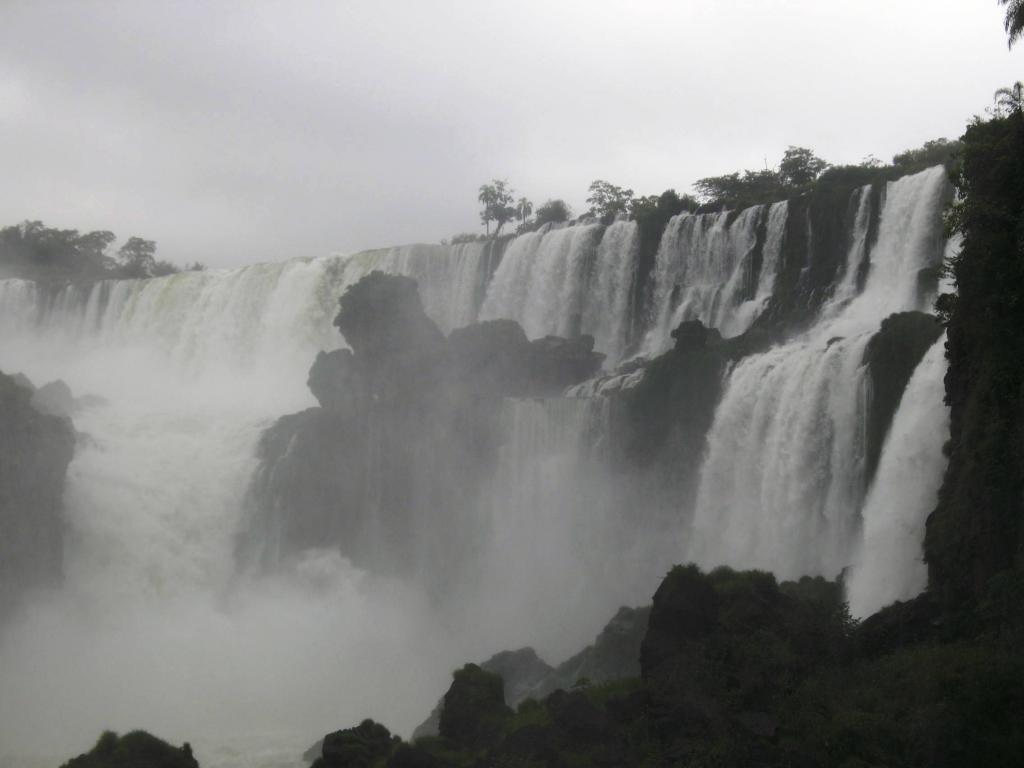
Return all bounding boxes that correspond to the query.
[0,246,507,768]
[465,397,671,661]
[478,221,645,365]
[0,166,955,765]
[642,201,788,353]
[846,335,949,618]
[690,166,950,581]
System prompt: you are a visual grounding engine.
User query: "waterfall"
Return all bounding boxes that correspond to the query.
[642,201,788,353]
[846,335,949,618]
[479,222,639,365]
[467,396,667,660]
[689,166,950,581]
[0,165,956,765]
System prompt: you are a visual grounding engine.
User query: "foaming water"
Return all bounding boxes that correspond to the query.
[0,247,506,767]
[642,201,786,352]
[690,166,950,582]
[479,222,640,365]
[846,335,949,618]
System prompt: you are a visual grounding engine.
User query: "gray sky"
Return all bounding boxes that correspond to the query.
[1,0,1020,268]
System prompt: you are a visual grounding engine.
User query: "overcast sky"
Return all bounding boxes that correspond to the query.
[1,0,1020,268]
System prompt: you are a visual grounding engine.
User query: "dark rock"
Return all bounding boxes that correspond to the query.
[670,319,717,350]
[448,318,531,396]
[314,719,397,768]
[0,370,75,617]
[536,606,649,699]
[862,311,943,485]
[334,272,446,366]
[60,730,199,768]
[438,664,512,751]
[640,565,718,677]
[481,648,554,705]
[30,379,75,417]
[307,348,364,413]
[526,334,604,394]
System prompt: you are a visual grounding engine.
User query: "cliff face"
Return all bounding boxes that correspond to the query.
[240,272,604,582]
[926,112,1024,612]
[0,371,75,616]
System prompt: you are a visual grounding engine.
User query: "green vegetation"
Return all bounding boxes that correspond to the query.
[585,179,635,221]
[532,199,572,227]
[927,100,1024,610]
[1000,0,1024,47]
[478,179,517,236]
[0,220,188,282]
[60,730,198,768]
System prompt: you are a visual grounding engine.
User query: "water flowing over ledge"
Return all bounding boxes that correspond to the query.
[0,165,954,766]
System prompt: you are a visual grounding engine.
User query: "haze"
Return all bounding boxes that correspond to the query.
[0,0,1019,267]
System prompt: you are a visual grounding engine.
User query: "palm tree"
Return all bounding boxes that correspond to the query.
[1000,0,1024,47]
[516,197,533,227]
[994,81,1024,116]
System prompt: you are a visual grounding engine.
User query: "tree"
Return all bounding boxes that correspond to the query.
[779,146,829,188]
[478,180,516,236]
[515,197,533,228]
[534,199,571,227]
[117,237,158,278]
[586,180,634,221]
[995,82,1024,116]
[1000,0,1024,47]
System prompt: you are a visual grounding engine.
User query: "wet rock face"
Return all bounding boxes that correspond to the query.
[862,311,944,484]
[244,272,610,581]
[0,370,75,617]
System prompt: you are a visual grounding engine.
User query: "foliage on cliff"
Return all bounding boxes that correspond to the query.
[61,731,198,768]
[0,220,192,282]
[926,108,1024,612]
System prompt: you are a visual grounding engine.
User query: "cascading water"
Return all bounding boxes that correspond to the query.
[0,165,957,767]
[0,245,506,767]
[689,165,950,581]
[642,202,788,352]
[845,335,949,618]
[479,222,639,365]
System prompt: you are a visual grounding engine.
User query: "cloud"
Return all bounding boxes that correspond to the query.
[0,0,1019,267]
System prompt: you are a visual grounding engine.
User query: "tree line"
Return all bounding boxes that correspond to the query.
[465,136,969,243]
[0,221,203,282]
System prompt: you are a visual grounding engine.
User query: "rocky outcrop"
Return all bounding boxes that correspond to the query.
[412,647,552,740]
[61,731,198,768]
[437,664,512,751]
[534,605,649,699]
[0,370,75,616]
[413,604,648,740]
[311,720,398,768]
[863,311,944,484]
[243,272,607,580]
